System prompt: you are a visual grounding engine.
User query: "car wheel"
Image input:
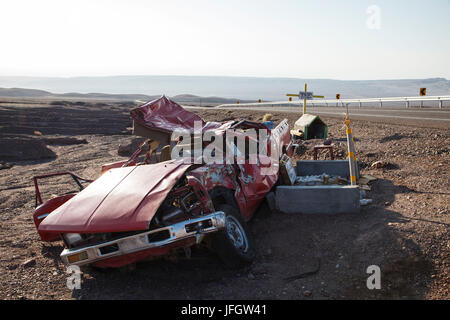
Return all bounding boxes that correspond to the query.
[212,204,255,268]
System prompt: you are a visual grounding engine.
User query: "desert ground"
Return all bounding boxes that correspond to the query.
[0,99,448,300]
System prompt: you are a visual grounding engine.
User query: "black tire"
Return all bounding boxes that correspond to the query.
[212,203,255,268]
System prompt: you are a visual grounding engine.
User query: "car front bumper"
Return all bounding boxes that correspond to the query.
[60,211,225,266]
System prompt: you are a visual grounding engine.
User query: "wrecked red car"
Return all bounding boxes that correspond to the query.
[32,96,293,268]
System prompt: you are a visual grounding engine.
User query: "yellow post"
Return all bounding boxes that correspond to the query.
[344,117,357,185]
[303,83,307,115]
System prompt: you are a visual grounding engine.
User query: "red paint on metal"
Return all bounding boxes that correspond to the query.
[33,194,75,241]
[131,96,206,133]
[131,96,228,135]
[38,160,191,234]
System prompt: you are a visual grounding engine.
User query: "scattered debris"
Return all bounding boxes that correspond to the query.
[290,129,304,138]
[262,113,273,122]
[118,137,147,156]
[262,120,275,130]
[22,258,36,268]
[358,174,377,185]
[295,174,348,186]
[280,155,297,185]
[358,174,377,191]
[303,290,312,297]
[371,160,387,168]
[370,161,399,170]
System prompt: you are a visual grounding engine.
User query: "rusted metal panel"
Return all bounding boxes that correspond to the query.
[131,96,206,133]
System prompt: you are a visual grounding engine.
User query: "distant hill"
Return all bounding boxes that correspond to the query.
[0,87,248,105]
[0,87,158,101]
[0,87,53,98]
[0,75,449,101]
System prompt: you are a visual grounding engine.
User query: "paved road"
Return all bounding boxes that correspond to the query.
[185,105,450,129]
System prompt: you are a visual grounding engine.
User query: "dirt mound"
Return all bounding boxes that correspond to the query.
[49,100,71,106]
[0,104,131,135]
[0,137,56,161]
[42,137,87,146]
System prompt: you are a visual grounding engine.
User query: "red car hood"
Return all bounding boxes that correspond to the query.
[39,160,190,234]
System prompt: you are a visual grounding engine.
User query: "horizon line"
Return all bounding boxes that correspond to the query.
[0,74,448,82]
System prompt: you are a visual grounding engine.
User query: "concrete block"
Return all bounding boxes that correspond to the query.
[275,185,360,214]
[265,192,276,212]
[296,160,360,180]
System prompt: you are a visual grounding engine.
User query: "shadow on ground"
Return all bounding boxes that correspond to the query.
[68,178,435,300]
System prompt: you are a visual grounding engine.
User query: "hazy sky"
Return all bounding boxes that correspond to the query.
[1,0,449,80]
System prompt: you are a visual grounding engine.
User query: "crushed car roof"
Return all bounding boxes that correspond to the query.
[131,96,210,133]
[130,96,268,135]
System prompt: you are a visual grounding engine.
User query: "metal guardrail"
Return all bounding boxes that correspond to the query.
[218,95,450,109]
